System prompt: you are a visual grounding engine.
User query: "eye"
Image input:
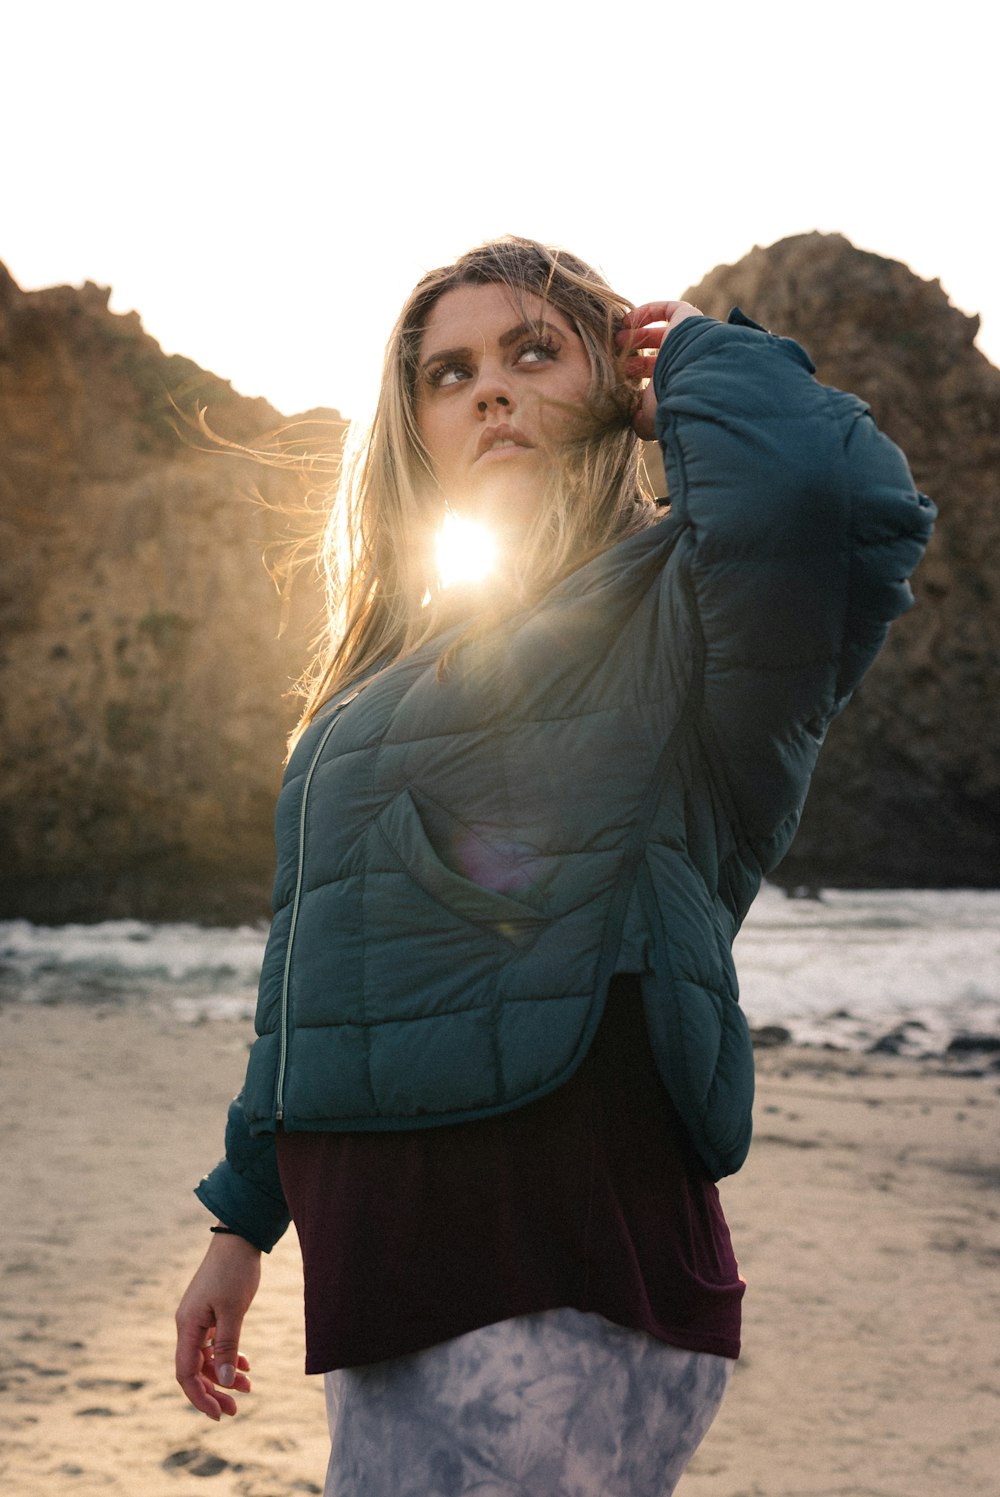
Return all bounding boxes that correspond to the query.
[516,335,560,367]
[425,361,472,389]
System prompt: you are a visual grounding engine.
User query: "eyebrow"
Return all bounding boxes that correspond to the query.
[418,318,569,372]
[498,318,561,349]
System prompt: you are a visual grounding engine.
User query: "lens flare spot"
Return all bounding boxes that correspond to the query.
[436,514,497,589]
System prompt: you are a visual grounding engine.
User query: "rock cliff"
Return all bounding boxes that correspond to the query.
[0,233,996,921]
[684,234,999,887]
[0,262,337,920]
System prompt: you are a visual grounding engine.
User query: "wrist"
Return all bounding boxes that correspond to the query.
[209,1223,260,1251]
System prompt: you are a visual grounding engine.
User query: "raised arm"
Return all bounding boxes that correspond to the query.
[627,304,935,868]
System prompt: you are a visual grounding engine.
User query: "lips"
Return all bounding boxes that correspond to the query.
[475,424,533,461]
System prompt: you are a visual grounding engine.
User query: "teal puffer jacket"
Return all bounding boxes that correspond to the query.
[196,310,935,1251]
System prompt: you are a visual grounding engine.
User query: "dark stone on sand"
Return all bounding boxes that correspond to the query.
[868,1020,935,1056]
[753,1132,821,1149]
[946,1033,1000,1054]
[751,1024,793,1048]
[868,1032,908,1055]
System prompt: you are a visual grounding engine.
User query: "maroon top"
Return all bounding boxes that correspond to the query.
[276,976,745,1372]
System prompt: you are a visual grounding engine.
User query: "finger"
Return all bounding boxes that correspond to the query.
[178,1369,225,1421]
[666,302,704,327]
[202,1349,252,1375]
[616,326,666,355]
[202,1365,253,1395]
[202,1371,241,1417]
[179,1351,249,1419]
[621,301,685,328]
[202,1354,253,1394]
[176,1323,225,1421]
[621,301,705,340]
[175,1313,215,1387]
[211,1315,245,1389]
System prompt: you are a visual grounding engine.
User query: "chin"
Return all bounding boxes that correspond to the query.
[457,475,544,536]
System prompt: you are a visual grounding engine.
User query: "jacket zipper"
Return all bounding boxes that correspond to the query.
[274,688,360,1121]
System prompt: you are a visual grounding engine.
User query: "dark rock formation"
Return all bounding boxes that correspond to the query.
[0,262,336,921]
[0,232,996,922]
[685,234,999,888]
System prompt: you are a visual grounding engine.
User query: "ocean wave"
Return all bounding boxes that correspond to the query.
[1,887,997,1053]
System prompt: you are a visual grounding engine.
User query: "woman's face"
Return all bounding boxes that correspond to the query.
[414,283,593,540]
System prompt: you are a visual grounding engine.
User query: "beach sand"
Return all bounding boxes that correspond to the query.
[1,1000,998,1496]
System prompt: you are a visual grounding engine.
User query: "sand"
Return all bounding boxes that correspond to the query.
[1,999,998,1497]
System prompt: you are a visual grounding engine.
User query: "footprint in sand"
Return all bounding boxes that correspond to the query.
[75,1376,146,1392]
[163,1448,231,1477]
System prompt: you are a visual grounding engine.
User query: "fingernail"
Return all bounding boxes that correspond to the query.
[219,1364,235,1387]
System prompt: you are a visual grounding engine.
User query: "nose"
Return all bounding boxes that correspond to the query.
[473,359,514,415]
[477,392,510,413]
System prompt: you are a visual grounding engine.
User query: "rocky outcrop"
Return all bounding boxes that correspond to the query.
[684,234,999,887]
[0,233,996,922]
[0,262,337,921]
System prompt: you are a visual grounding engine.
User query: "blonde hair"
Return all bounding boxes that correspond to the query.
[294,236,659,739]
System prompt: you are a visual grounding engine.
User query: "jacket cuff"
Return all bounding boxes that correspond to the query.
[194,1159,289,1254]
[651,304,818,421]
[194,1091,291,1253]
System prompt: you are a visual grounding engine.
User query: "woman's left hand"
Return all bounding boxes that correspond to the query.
[175,1233,261,1420]
[618,301,705,440]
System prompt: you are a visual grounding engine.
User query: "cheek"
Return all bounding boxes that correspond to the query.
[543,361,593,422]
[536,379,590,438]
[564,360,595,406]
[422,414,460,480]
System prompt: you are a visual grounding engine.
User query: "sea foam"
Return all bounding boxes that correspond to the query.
[1,887,997,1052]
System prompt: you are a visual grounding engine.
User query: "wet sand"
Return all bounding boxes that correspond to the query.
[1,1001,998,1496]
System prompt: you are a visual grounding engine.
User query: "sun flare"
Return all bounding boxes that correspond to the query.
[435,514,498,589]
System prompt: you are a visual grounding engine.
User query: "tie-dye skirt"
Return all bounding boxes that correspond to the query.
[323,1308,732,1496]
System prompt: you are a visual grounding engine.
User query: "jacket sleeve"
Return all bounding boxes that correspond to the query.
[193,1091,290,1253]
[654,308,936,869]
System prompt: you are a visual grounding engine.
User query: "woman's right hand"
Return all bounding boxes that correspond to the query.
[175,1230,261,1419]
[618,301,705,440]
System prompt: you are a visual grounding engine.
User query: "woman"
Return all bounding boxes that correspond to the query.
[175,237,934,1495]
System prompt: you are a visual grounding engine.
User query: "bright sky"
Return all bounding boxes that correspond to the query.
[4,0,994,420]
